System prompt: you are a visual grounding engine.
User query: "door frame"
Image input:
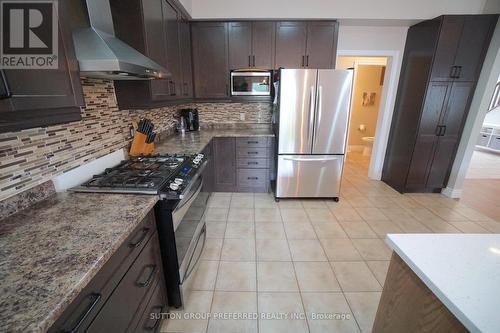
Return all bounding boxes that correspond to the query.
[337,49,403,180]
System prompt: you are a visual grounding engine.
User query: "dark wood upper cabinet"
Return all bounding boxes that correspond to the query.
[0,0,84,133]
[163,0,182,97]
[228,22,253,69]
[305,21,338,69]
[179,19,193,98]
[275,21,307,68]
[191,22,229,99]
[383,14,497,193]
[252,21,275,69]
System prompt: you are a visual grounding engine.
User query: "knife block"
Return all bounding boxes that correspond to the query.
[129,132,147,156]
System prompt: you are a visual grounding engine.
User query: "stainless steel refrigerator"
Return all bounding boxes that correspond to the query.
[274,69,353,199]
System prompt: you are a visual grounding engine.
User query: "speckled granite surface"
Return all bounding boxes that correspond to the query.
[155,127,275,155]
[0,192,158,333]
[0,181,56,220]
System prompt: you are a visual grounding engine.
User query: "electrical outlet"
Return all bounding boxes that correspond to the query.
[239,112,245,121]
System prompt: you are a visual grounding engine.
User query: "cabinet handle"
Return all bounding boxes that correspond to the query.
[456,66,462,79]
[247,140,259,144]
[248,55,251,67]
[136,265,157,288]
[449,66,456,78]
[66,293,101,333]
[247,177,259,180]
[144,305,163,330]
[253,55,256,67]
[306,55,309,67]
[301,55,305,67]
[440,125,447,136]
[247,161,259,165]
[128,228,150,248]
[183,82,188,96]
[0,70,11,99]
[247,151,259,155]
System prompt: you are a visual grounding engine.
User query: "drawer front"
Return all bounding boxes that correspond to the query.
[237,169,268,188]
[86,233,162,333]
[237,158,268,169]
[477,133,491,146]
[236,137,268,148]
[237,147,268,159]
[489,135,500,150]
[130,280,166,333]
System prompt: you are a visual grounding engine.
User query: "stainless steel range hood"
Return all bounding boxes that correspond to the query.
[73,0,170,80]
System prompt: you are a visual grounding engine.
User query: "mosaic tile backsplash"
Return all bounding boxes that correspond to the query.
[0,78,271,201]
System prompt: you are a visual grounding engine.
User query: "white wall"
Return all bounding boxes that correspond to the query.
[187,0,487,20]
[337,25,408,179]
[443,18,500,198]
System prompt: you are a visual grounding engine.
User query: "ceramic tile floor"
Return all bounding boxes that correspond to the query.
[162,152,500,333]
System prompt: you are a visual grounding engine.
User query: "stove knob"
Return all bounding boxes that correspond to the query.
[174,178,184,184]
[169,183,179,191]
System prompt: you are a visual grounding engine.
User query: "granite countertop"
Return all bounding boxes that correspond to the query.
[386,234,500,333]
[155,127,275,155]
[0,192,159,333]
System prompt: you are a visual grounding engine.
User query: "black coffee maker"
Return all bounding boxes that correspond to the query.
[180,108,199,131]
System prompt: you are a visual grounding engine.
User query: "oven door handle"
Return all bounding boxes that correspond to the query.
[175,176,202,212]
[181,223,206,283]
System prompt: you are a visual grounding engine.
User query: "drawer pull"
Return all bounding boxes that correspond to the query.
[66,293,101,333]
[247,151,259,155]
[248,162,259,165]
[128,228,150,248]
[247,141,259,144]
[136,265,157,288]
[144,305,163,330]
[247,177,259,180]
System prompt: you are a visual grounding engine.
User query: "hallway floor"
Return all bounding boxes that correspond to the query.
[162,152,500,333]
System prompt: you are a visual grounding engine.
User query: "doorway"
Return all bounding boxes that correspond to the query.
[337,56,388,175]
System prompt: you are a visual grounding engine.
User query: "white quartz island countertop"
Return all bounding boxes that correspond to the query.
[386,234,500,333]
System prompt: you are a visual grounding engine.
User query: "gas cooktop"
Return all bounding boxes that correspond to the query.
[71,154,206,198]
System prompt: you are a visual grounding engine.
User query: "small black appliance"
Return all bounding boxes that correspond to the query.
[180,108,199,131]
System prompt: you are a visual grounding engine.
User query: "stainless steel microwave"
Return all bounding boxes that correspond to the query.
[230,71,272,96]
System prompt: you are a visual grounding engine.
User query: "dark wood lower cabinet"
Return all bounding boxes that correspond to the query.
[48,212,167,333]
[213,137,237,192]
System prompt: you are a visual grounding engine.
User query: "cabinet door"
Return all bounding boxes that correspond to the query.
[163,1,182,98]
[429,16,463,81]
[453,15,496,82]
[305,22,337,69]
[252,21,275,69]
[406,82,450,189]
[426,82,473,188]
[192,22,229,98]
[179,19,193,98]
[275,21,307,69]
[214,138,236,191]
[228,22,252,69]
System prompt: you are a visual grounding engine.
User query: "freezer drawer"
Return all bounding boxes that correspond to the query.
[276,155,344,198]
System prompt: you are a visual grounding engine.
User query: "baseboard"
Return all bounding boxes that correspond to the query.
[441,186,463,198]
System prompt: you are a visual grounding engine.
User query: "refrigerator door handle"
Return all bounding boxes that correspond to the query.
[313,85,323,147]
[283,156,342,162]
[307,85,315,147]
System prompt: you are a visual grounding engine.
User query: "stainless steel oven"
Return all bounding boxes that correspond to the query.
[155,170,210,308]
[231,71,272,96]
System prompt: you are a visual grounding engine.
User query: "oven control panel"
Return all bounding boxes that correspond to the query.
[162,154,206,199]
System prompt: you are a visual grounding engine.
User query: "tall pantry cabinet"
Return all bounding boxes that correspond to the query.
[382,15,498,193]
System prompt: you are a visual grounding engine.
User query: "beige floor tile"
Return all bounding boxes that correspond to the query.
[257,261,299,292]
[280,208,309,222]
[355,207,389,221]
[208,195,231,208]
[405,208,443,222]
[255,223,286,240]
[256,239,292,261]
[205,207,228,222]
[331,261,382,292]
[320,238,363,261]
[306,208,337,222]
[379,207,414,221]
[163,290,213,333]
[215,261,257,291]
[347,196,376,208]
[366,261,390,286]
[368,196,396,209]
[332,207,364,222]
[344,292,382,333]
[448,221,490,233]
[390,196,421,209]
[221,238,256,261]
[339,221,377,239]
[429,207,469,222]
[208,291,257,333]
[191,260,219,290]
[301,199,328,208]
[476,220,500,232]
[288,239,327,261]
[201,238,223,260]
[231,195,255,208]
[255,208,282,222]
[420,220,461,233]
[454,206,495,222]
[227,208,254,222]
[392,218,432,233]
[206,222,227,238]
[326,200,353,211]
[301,292,360,333]
[284,222,318,239]
[312,222,348,239]
[364,220,403,238]
[277,199,304,209]
[255,195,279,208]
[258,292,308,333]
[351,239,392,260]
[224,223,255,239]
[294,261,341,292]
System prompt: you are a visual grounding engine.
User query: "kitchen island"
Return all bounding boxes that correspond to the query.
[374,234,500,333]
